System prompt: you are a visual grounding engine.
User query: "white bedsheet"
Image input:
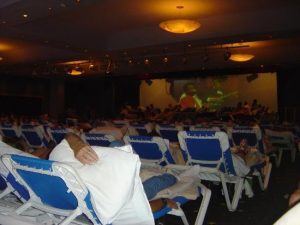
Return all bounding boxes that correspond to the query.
[49,140,154,225]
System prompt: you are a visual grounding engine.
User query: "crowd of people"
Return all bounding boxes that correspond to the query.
[119,99,277,125]
[0,99,298,224]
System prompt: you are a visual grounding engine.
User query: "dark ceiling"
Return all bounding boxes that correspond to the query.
[0,0,300,77]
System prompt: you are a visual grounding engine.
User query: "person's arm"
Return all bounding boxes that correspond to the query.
[65,133,98,165]
[289,187,300,207]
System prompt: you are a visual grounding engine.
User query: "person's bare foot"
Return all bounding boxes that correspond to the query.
[149,199,178,212]
[166,199,178,209]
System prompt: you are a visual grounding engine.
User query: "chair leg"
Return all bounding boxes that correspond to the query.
[263,163,272,190]
[220,177,232,211]
[231,178,244,211]
[220,175,243,211]
[194,185,211,225]
[0,187,11,199]
[168,207,189,225]
[15,200,33,215]
[243,178,254,198]
[59,207,82,225]
[180,212,189,225]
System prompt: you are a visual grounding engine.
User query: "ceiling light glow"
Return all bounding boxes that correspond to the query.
[229,54,255,62]
[159,19,200,34]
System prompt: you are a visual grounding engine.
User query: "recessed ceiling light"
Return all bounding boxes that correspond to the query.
[48,7,52,10]
[0,43,11,51]
[0,57,3,61]
[144,58,150,65]
[23,14,28,18]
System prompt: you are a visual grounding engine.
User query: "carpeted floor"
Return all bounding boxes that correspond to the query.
[158,152,300,225]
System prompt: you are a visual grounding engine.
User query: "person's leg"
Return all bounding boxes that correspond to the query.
[143,173,177,200]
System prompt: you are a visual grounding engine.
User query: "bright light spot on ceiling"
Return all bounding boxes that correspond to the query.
[58,60,89,65]
[143,0,212,17]
[230,54,255,62]
[0,42,12,51]
[159,19,200,33]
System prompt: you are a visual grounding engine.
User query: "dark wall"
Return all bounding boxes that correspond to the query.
[277,68,300,122]
[0,75,140,119]
[65,76,139,119]
[0,76,50,116]
[2,69,299,122]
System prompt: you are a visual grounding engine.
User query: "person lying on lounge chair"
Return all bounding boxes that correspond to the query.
[1,133,185,225]
[51,133,196,224]
[61,133,180,212]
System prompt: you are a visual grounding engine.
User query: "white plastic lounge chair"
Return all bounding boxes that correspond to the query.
[178,130,247,211]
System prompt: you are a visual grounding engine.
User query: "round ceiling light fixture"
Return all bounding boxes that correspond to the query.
[159,5,200,34]
[0,56,3,61]
[159,19,200,34]
[229,54,255,62]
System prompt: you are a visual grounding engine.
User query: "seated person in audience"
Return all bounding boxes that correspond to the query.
[1,135,51,159]
[0,135,33,158]
[231,138,270,176]
[231,138,264,167]
[89,120,127,140]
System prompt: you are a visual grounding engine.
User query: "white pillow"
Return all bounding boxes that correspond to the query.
[49,140,140,224]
